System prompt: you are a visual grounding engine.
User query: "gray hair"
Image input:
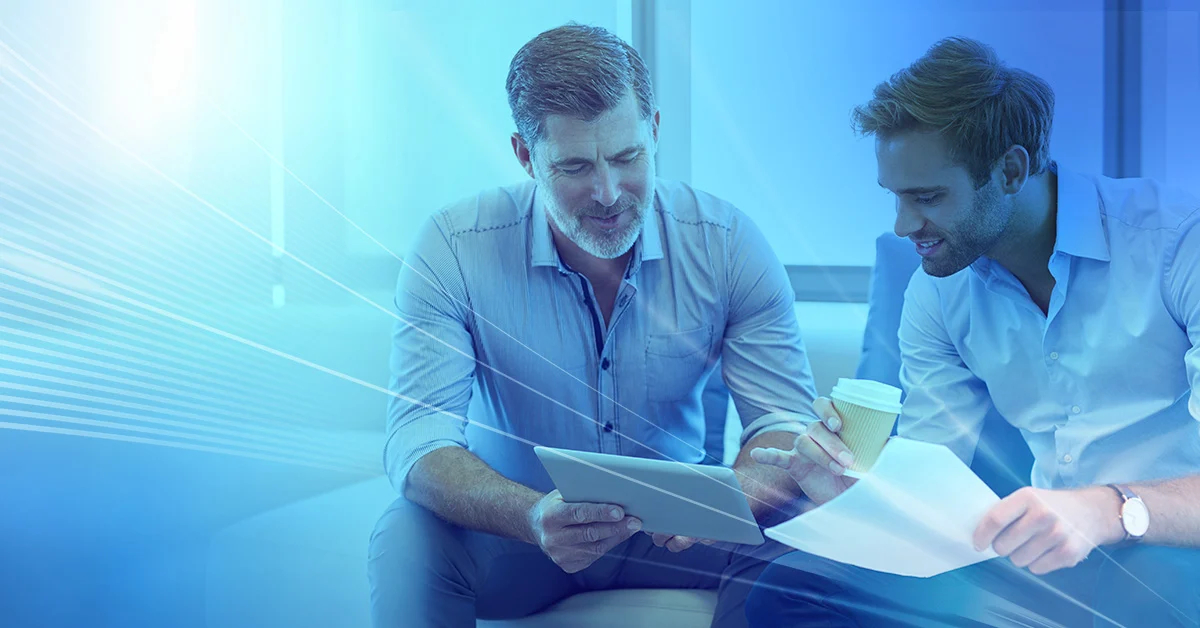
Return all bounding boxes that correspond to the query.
[506,24,656,152]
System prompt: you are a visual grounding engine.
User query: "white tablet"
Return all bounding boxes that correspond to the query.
[534,446,765,546]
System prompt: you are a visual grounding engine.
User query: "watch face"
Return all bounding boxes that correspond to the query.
[1122,498,1150,537]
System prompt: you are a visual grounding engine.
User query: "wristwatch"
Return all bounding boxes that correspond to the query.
[1106,484,1150,544]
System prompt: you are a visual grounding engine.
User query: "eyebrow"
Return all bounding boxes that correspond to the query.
[551,144,644,168]
[878,181,949,195]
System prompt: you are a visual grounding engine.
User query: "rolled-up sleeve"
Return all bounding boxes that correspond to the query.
[896,271,992,465]
[383,215,477,493]
[719,210,820,445]
[1164,210,1200,423]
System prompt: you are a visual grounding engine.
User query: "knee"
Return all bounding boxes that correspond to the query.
[744,561,790,627]
[367,498,469,584]
[744,553,836,626]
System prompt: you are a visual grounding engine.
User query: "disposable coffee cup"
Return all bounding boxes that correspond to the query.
[829,378,903,473]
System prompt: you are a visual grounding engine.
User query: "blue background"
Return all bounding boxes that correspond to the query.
[0,1,1196,626]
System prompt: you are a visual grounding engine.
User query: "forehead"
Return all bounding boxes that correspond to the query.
[539,92,647,159]
[875,130,967,190]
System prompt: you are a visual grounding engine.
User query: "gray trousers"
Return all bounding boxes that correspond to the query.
[367,497,787,628]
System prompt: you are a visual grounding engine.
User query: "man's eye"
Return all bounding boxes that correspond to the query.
[915,194,941,205]
[614,156,637,165]
[561,165,587,175]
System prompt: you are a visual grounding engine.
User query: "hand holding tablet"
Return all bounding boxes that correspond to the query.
[527,489,643,574]
[534,446,765,546]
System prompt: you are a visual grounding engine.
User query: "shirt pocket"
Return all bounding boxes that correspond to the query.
[645,325,714,402]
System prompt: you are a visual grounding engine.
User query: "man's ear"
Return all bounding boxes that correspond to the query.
[511,133,535,179]
[650,110,661,150]
[998,145,1030,195]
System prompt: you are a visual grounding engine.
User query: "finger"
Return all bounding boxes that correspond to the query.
[1027,542,1082,576]
[556,501,625,526]
[992,510,1055,558]
[750,446,799,469]
[1008,524,1063,568]
[650,532,672,547]
[812,397,844,433]
[667,536,698,553]
[974,489,1033,551]
[794,424,852,474]
[590,523,640,558]
[700,538,716,545]
[793,432,837,473]
[558,517,642,545]
[805,422,854,470]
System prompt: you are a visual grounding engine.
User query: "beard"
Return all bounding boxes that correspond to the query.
[919,181,1012,278]
[545,194,650,260]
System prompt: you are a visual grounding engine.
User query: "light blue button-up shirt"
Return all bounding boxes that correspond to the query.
[899,166,1200,489]
[385,179,818,493]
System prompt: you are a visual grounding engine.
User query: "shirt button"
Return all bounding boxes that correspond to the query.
[1071,405,1081,415]
[603,422,614,433]
[1049,352,1059,360]
[1062,454,1073,464]
[601,358,611,370]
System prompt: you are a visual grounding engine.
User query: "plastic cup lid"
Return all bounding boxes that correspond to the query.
[830,378,903,414]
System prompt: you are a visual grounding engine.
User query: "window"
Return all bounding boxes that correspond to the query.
[1141,5,1200,194]
[689,0,1106,267]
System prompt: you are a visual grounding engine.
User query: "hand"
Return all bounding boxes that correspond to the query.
[527,490,642,574]
[646,532,716,553]
[749,397,858,505]
[973,486,1124,576]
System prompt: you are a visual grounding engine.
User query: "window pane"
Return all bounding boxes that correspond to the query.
[341,2,629,257]
[690,0,1105,266]
[1141,5,1200,195]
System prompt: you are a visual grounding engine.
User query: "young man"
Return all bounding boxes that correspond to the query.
[747,37,1200,626]
[368,25,815,628]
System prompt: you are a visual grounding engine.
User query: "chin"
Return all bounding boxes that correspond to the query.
[921,254,976,278]
[921,261,956,278]
[920,249,967,278]
[582,236,637,260]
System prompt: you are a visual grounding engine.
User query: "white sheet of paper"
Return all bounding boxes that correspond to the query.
[764,437,1001,578]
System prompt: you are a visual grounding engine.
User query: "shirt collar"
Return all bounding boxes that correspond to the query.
[1053,165,1111,262]
[528,185,665,274]
[530,186,561,269]
[970,163,1111,279]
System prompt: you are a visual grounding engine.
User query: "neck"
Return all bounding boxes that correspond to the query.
[547,212,632,282]
[987,169,1058,285]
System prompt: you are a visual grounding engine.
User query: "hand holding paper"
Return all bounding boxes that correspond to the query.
[764,437,1001,578]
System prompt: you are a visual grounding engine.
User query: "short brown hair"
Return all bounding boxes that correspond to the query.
[506,24,655,152]
[852,37,1055,188]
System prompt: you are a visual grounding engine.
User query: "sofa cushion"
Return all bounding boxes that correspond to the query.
[477,589,716,628]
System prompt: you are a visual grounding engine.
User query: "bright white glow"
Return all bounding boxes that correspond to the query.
[97,0,197,142]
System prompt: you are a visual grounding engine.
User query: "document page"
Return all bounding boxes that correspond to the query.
[764,438,1001,578]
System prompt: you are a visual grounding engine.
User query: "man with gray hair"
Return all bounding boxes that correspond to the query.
[367,24,817,627]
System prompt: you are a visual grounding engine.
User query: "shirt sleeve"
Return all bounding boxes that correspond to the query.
[383,214,477,493]
[1163,209,1200,423]
[896,271,993,466]
[719,210,820,445]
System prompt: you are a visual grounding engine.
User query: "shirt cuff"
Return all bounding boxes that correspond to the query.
[386,437,467,493]
[740,411,818,447]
